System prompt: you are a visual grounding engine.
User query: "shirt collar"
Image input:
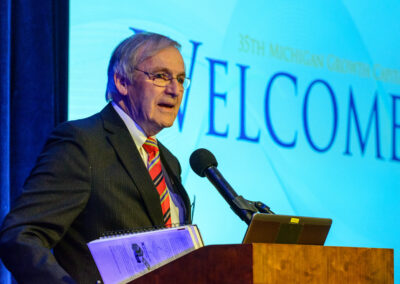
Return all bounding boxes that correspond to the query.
[111,101,153,147]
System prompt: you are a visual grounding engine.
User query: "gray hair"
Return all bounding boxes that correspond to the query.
[106,32,181,101]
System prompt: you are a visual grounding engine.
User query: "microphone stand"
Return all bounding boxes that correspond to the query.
[253,201,275,215]
[231,196,275,225]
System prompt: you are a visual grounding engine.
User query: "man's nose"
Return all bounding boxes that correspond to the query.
[164,78,182,96]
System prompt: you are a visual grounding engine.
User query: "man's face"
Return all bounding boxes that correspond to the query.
[126,46,185,136]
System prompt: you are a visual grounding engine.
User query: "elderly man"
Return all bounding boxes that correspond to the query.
[0,32,191,283]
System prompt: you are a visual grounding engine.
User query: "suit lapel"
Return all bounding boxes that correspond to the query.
[100,104,164,226]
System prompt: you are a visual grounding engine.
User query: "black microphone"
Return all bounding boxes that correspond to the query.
[189,148,256,224]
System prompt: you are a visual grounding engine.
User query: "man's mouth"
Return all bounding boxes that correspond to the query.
[158,102,175,109]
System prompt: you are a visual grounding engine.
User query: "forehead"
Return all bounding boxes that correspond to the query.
[140,47,185,74]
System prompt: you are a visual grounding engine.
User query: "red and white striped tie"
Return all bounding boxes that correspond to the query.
[142,137,172,227]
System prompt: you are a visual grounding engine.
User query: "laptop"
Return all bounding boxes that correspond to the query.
[242,213,332,245]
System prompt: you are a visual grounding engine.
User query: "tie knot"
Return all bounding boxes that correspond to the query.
[142,137,159,156]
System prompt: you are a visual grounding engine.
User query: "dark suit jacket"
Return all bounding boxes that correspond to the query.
[0,103,191,283]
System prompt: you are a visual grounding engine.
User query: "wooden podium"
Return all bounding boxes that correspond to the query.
[130,243,393,284]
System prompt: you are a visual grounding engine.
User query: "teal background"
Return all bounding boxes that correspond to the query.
[69,1,400,281]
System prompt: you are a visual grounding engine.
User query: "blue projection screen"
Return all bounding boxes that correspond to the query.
[69,1,399,279]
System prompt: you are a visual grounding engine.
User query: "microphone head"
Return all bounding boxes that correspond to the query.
[189,148,218,177]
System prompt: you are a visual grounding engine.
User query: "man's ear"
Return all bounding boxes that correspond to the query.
[114,73,129,95]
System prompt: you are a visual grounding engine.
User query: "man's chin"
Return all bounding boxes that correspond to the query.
[145,120,175,136]
[157,113,178,127]
[160,120,175,129]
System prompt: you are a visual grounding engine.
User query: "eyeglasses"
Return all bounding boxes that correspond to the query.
[134,68,190,89]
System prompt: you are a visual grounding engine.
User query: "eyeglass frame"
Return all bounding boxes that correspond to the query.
[133,67,191,89]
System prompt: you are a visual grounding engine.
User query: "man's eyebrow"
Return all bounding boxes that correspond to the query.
[150,67,186,77]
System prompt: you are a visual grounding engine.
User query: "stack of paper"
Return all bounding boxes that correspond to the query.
[87,225,203,284]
